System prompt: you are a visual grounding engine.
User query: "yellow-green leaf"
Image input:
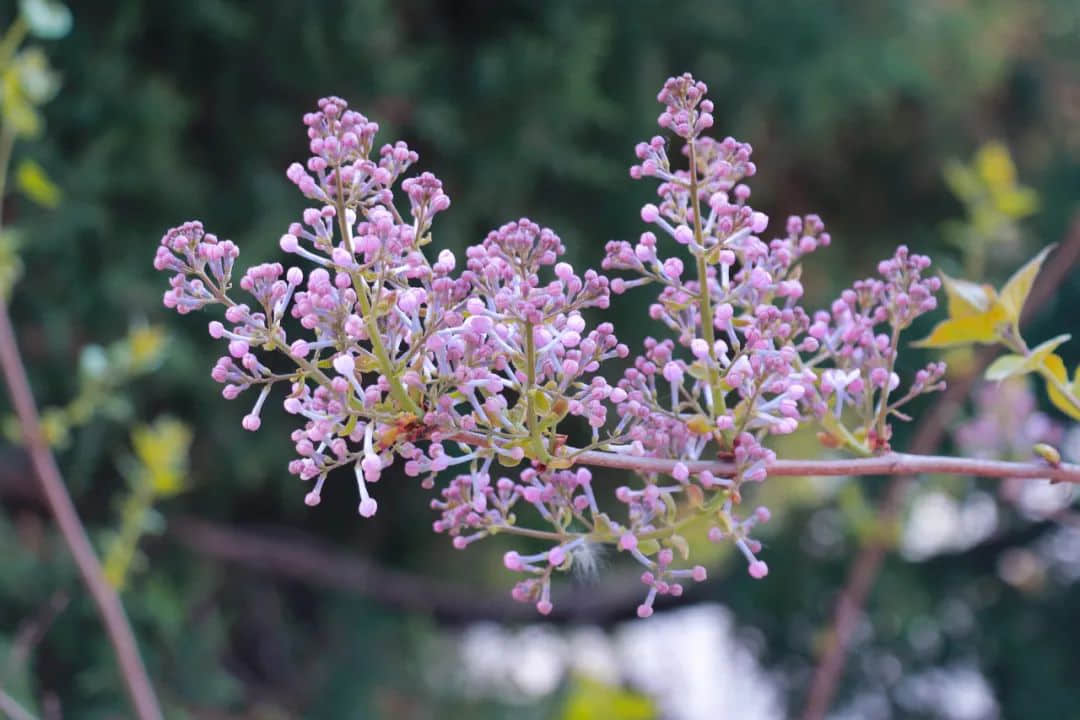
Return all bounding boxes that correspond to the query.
[940,273,994,318]
[15,158,61,208]
[984,335,1071,382]
[994,187,1039,219]
[999,245,1055,324]
[1032,443,1061,466]
[984,354,1026,382]
[912,306,1005,348]
[637,538,661,555]
[1029,334,1072,362]
[529,387,551,415]
[560,676,656,720]
[975,141,1017,190]
[667,534,690,561]
[942,161,981,203]
[1041,354,1080,421]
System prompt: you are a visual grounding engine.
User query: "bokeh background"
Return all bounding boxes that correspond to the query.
[3,1,1080,718]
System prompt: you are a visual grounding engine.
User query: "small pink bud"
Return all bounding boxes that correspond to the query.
[361,454,383,478]
[228,340,249,358]
[748,560,769,579]
[750,211,768,233]
[358,498,378,517]
[279,233,299,252]
[663,361,683,384]
[241,414,261,431]
[618,532,638,551]
[333,354,355,375]
[692,566,707,582]
[504,551,523,571]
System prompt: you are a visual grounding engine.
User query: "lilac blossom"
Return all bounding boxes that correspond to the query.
[156,74,949,617]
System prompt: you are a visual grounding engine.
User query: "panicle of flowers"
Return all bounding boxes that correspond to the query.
[155,74,947,619]
[804,245,947,449]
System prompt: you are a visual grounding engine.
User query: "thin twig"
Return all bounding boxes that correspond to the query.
[3,591,69,687]
[572,448,1080,483]
[451,430,1080,483]
[0,688,37,720]
[799,214,1080,720]
[0,301,163,720]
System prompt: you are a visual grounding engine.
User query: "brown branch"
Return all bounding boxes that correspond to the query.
[3,590,69,688]
[166,516,657,624]
[573,448,1080,483]
[454,430,1080,483]
[0,688,37,720]
[800,213,1080,720]
[0,300,163,720]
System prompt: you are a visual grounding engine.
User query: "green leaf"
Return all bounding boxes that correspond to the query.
[637,538,661,555]
[15,158,60,208]
[667,534,690,561]
[529,387,551,414]
[998,245,1055,324]
[942,160,981,203]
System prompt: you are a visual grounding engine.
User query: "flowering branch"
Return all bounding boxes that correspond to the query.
[154,73,1060,620]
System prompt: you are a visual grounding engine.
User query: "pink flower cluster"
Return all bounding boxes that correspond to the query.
[155,73,946,617]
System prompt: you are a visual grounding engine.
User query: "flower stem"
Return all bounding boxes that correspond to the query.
[687,140,725,418]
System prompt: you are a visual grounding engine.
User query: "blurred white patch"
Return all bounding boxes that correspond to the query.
[616,604,785,720]
[901,491,998,560]
[1015,479,1074,520]
[895,665,999,720]
[455,603,784,718]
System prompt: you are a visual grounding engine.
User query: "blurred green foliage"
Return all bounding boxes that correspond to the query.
[1,0,1079,718]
